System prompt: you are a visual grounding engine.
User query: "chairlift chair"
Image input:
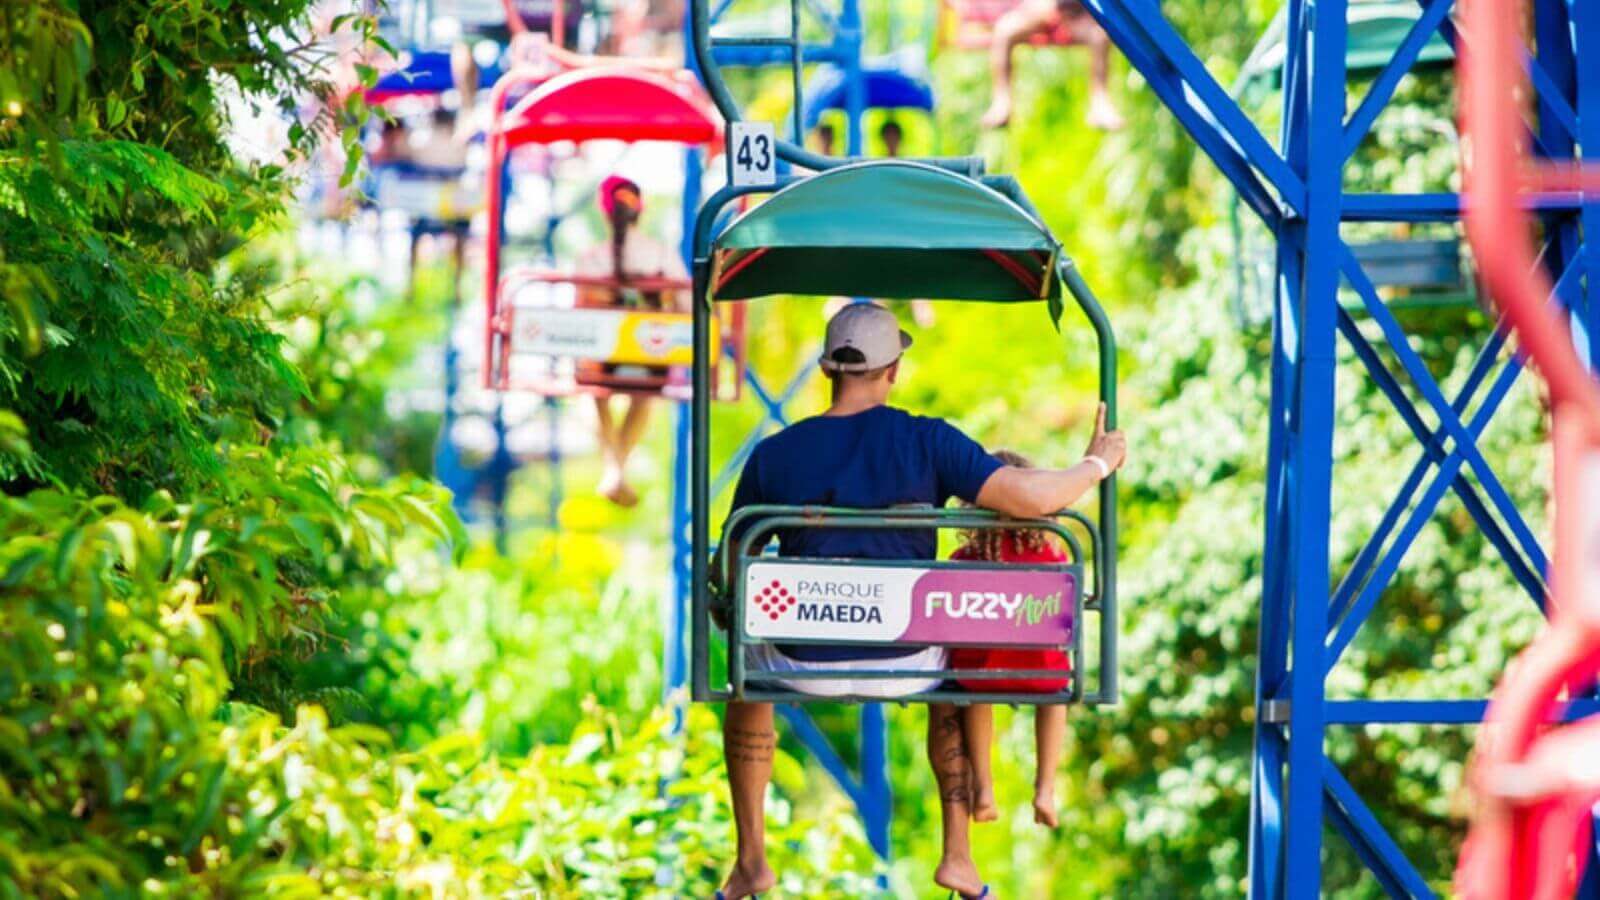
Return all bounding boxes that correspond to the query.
[688,160,1118,707]
[798,62,936,144]
[363,51,498,233]
[482,66,747,400]
[1227,0,1471,328]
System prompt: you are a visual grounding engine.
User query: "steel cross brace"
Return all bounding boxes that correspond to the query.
[1338,244,1550,581]
[1080,0,1300,223]
[1322,756,1436,898]
[1318,246,1589,667]
[1067,0,1567,894]
[1340,0,1456,163]
[776,702,893,861]
[709,356,817,500]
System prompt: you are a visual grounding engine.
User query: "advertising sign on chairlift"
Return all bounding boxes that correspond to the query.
[743,560,1076,646]
[728,121,777,188]
[511,307,717,366]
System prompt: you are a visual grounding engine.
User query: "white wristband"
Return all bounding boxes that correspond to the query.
[1083,455,1111,480]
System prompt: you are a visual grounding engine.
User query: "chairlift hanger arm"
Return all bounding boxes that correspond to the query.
[688,0,982,175]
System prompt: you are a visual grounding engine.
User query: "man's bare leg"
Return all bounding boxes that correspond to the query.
[930,704,987,896]
[1033,705,1067,827]
[722,702,778,899]
[981,0,1059,129]
[961,704,1000,822]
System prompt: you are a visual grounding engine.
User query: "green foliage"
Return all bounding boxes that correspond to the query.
[0,454,449,894]
[0,0,1552,895]
[0,0,384,499]
[270,261,451,478]
[0,482,868,895]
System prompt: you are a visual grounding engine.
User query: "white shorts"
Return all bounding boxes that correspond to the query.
[743,643,949,698]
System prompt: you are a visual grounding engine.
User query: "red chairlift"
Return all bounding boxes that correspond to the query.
[482,64,746,401]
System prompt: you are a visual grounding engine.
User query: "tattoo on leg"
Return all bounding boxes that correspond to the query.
[726,727,775,765]
[929,708,972,806]
[939,767,972,805]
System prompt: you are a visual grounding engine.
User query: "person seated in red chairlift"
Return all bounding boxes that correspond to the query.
[980,0,1123,131]
[948,449,1074,831]
[716,304,1127,900]
[575,175,689,507]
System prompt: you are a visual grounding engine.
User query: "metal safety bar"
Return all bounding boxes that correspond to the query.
[706,505,1104,706]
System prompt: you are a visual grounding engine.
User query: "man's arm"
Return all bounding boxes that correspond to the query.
[974,403,1127,519]
[976,461,1105,519]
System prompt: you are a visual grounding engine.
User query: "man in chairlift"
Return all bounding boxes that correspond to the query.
[575,175,689,507]
[715,303,1127,900]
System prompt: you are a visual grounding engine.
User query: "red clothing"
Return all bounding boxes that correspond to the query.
[949,534,1072,693]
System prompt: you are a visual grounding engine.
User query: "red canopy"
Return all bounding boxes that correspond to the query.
[497,68,722,148]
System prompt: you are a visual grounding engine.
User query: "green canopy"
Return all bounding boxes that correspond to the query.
[1237,0,1455,91]
[710,161,1062,303]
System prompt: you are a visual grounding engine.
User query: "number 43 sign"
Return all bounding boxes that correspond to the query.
[728,121,776,188]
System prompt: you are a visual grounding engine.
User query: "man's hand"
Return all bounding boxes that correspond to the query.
[975,403,1127,518]
[1083,402,1127,474]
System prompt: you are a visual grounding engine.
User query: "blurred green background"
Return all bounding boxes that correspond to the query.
[0,0,1545,896]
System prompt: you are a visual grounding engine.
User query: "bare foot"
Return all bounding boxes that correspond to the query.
[1032,781,1059,828]
[980,92,1013,130]
[598,469,640,508]
[718,862,776,899]
[1086,93,1124,131]
[972,777,999,823]
[934,857,987,898]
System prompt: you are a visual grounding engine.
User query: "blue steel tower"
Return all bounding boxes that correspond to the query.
[1078,0,1598,894]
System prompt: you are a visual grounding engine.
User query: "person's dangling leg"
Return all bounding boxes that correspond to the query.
[1032,704,1067,827]
[449,42,478,140]
[601,395,652,507]
[962,704,1000,822]
[1075,11,1125,131]
[981,0,1059,129]
[930,704,988,896]
[594,394,627,504]
[721,701,778,899]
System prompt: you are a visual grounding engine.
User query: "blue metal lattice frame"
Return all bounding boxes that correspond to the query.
[1069,0,1596,894]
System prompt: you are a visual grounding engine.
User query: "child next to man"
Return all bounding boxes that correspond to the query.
[949,449,1074,828]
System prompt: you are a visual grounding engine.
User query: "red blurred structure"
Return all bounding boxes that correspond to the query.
[1458,0,1600,896]
[481,61,743,398]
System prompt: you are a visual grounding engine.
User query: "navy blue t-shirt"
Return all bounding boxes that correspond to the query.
[728,405,1003,661]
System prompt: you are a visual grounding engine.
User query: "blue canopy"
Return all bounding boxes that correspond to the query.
[369,51,503,101]
[800,65,935,130]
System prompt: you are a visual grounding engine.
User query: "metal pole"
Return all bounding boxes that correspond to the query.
[1279,0,1346,891]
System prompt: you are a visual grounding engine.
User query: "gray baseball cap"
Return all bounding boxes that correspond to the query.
[819,302,913,373]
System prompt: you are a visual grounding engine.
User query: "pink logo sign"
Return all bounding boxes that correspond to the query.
[743,562,1075,647]
[901,568,1076,646]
